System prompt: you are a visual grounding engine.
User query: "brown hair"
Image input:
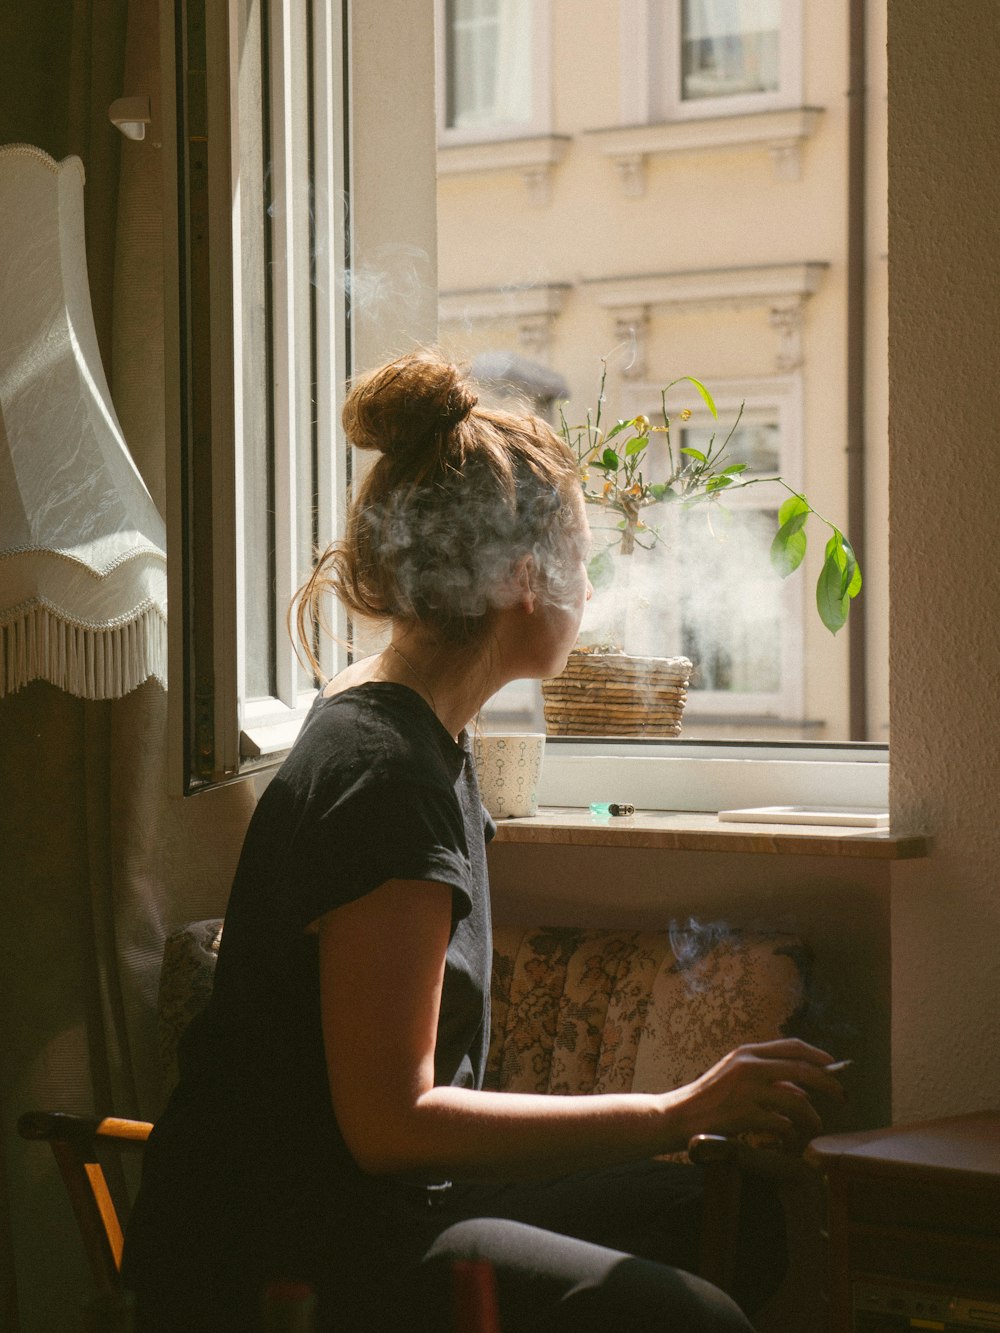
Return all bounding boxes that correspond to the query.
[293,351,581,675]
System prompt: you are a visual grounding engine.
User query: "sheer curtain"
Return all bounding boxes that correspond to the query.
[682,0,780,100]
[450,0,533,129]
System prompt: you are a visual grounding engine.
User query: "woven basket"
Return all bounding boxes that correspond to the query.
[542,649,693,738]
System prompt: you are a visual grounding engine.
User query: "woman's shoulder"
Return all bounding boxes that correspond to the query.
[285,682,465,798]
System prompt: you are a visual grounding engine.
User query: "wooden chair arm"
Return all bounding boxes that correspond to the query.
[18,1111,153,1294]
[18,1111,153,1149]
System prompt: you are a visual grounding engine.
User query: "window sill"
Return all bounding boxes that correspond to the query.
[490,807,930,860]
[584,106,824,194]
[436,134,571,204]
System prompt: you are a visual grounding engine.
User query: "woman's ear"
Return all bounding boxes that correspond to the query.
[513,554,536,612]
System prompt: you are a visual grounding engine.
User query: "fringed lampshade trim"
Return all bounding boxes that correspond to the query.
[0,603,167,701]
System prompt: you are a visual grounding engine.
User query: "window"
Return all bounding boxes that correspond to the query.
[170,0,886,807]
[680,0,781,103]
[437,0,551,143]
[623,0,804,124]
[168,0,437,793]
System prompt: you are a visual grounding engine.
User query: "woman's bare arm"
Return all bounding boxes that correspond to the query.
[317,879,843,1180]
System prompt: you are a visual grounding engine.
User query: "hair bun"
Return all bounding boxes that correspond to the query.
[343,352,478,457]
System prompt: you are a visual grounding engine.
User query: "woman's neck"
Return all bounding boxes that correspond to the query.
[325,626,498,741]
[382,628,497,740]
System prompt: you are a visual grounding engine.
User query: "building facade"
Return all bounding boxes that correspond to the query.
[435,0,888,743]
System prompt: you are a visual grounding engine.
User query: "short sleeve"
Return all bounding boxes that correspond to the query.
[285,777,474,931]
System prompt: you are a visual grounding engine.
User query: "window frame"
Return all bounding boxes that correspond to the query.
[237,0,351,765]
[435,0,553,146]
[165,0,437,794]
[620,0,804,126]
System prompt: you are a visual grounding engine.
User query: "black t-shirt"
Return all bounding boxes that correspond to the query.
[124,683,494,1310]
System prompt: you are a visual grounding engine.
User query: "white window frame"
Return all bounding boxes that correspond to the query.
[620,0,804,126]
[237,0,350,765]
[435,0,553,146]
[165,0,436,793]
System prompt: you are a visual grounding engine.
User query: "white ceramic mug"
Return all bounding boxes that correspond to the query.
[472,733,545,819]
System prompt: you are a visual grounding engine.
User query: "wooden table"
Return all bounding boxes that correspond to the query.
[805,1111,1000,1331]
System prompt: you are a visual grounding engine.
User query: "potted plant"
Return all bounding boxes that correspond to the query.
[541,365,862,737]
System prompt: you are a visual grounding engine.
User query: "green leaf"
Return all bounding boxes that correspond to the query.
[682,376,718,419]
[647,483,668,501]
[770,498,811,576]
[817,549,851,633]
[778,493,811,527]
[601,448,620,469]
[771,523,807,576]
[721,462,748,475]
[840,535,863,598]
[706,475,734,491]
[625,435,649,456]
[586,546,616,591]
[680,446,707,463]
[604,419,630,441]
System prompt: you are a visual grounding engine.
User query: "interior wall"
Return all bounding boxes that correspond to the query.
[886,2,1000,1121]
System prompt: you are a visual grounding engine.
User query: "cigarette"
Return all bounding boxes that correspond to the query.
[825,1059,853,1073]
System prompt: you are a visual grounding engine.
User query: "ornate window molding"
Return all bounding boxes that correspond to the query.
[585,106,824,195]
[436,134,570,205]
[582,262,828,372]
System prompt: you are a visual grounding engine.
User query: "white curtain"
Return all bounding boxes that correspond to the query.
[451,0,533,129]
[683,0,780,99]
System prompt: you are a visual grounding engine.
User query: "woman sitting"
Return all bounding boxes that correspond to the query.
[123,351,843,1331]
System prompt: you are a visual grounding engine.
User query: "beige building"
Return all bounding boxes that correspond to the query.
[435,1,888,743]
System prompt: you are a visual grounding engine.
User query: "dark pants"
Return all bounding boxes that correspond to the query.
[128,1158,784,1331]
[334,1159,784,1332]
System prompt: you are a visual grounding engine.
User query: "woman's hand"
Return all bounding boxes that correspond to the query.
[673,1039,846,1151]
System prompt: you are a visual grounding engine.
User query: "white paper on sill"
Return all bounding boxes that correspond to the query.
[717,805,890,828]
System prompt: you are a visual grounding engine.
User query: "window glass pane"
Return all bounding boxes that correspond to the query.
[446,0,534,129]
[681,0,780,101]
[289,0,316,697]
[236,0,275,701]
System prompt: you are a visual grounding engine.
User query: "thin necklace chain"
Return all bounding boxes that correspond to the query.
[386,641,439,715]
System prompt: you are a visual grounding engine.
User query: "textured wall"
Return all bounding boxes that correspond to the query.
[887,2,1000,1119]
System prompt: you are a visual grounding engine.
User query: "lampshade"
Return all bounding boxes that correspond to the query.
[0,144,167,700]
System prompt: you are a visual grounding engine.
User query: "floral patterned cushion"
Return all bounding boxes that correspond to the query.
[486,925,808,1098]
[157,918,223,1090]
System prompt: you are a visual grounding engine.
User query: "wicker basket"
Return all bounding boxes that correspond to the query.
[542,649,693,738]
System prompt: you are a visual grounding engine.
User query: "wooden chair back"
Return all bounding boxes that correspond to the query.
[18,1110,152,1295]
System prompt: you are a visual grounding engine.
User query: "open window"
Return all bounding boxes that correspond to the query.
[166,0,438,794]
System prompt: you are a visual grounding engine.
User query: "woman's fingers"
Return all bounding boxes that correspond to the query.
[762,1082,824,1139]
[690,1040,848,1143]
[758,1057,847,1102]
[738,1038,836,1066]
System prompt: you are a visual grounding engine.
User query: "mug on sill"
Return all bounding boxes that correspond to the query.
[472,733,545,819]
